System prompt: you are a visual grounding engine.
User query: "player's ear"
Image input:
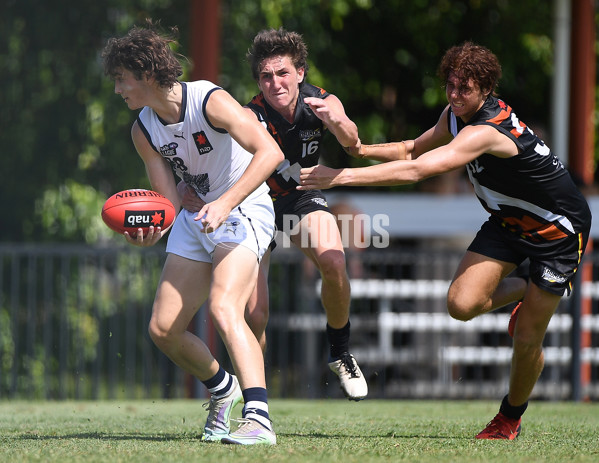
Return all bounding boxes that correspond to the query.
[297,67,305,84]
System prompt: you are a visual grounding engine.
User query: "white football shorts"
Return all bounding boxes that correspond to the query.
[166,194,275,263]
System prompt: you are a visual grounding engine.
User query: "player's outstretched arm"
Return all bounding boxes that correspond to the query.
[299,122,500,190]
[344,106,453,163]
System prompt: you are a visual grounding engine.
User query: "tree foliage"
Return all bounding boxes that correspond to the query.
[0,0,594,242]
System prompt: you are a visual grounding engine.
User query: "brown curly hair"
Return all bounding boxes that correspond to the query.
[438,41,502,96]
[246,27,309,80]
[102,19,183,89]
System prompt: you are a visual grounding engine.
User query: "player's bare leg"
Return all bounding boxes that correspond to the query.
[210,243,275,445]
[293,210,367,400]
[208,243,266,389]
[245,250,271,353]
[148,254,220,379]
[447,251,554,439]
[508,283,560,406]
[447,251,526,321]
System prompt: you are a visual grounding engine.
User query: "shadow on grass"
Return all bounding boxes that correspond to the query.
[277,432,470,439]
[16,431,472,441]
[16,432,199,442]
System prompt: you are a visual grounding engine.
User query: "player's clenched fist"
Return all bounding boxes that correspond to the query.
[298,165,342,190]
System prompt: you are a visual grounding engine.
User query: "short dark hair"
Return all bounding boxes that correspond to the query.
[102,19,183,89]
[438,41,502,96]
[246,27,309,80]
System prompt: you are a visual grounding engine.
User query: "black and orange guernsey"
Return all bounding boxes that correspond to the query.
[246,82,330,198]
[448,96,591,243]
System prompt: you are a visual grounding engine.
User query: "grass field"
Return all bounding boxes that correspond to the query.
[0,399,597,462]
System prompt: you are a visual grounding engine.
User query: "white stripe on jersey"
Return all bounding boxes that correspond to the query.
[466,167,575,234]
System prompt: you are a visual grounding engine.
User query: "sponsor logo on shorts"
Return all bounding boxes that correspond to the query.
[203,218,250,251]
[541,267,567,284]
[311,198,328,207]
[224,221,239,236]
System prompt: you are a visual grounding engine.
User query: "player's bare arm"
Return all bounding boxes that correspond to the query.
[412,106,454,157]
[344,140,411,162]
[199,89,284,232]
[304,95,358,148]
[345,106,454,162]
[128,122,180,246]
[298,123,514,189]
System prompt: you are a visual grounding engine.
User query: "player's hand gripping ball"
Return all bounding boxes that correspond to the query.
[101,189,176,237]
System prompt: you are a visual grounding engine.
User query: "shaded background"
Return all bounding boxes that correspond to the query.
[2,0,597,243]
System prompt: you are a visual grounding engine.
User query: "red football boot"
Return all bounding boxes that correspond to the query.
[508,302,522,338]
[475,412,521,440]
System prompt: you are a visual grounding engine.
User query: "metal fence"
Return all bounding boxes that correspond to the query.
[1,242,597,401]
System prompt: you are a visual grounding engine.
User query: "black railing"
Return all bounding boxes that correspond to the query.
[1,243,597,400]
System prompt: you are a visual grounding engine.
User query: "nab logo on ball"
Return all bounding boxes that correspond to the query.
[101,189,176,237]
[124,209,167,228]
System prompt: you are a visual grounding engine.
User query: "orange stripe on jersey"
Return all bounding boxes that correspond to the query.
[486,101,527,138]
[249,93,267,110]
[486,106,511,126]
[267,121,283,146]
[534,224,569,240]
[502,215,568,241]
[266,177,290,197]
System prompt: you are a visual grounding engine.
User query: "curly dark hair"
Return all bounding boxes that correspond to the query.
[102,19,183,89]
[438,41,502,96]
[246,27,309,80]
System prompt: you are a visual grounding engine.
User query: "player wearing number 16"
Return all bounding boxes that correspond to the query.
[102,20,284,445]
[244,28,368,400]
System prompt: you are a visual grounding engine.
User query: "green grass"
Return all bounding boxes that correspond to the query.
[0,399,597,462]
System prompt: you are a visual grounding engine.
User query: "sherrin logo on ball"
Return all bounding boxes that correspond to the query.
[101,189,176,237]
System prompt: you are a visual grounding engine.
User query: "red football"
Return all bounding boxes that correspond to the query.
[101,189,176,237]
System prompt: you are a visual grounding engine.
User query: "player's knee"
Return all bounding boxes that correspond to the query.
[207,301,238,333]
[148,319,174,351]
[318,251,348,282]
[513,321,547,349]
[512,335,544,361]
[245,305,269,334]
[447,294,477,322]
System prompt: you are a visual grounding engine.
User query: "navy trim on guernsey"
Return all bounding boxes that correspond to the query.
[236,205,262,263]
[202,85,228,134]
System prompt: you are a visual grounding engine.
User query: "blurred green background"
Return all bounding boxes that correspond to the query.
[1,0,596,243]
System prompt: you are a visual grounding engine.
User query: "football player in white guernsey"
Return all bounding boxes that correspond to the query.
[299,42,591,440]
[182,28,368,402]
[103,20,284,445]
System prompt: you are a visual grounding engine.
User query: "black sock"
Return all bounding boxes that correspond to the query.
[499,394,528,420]
[327,321,350,360]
